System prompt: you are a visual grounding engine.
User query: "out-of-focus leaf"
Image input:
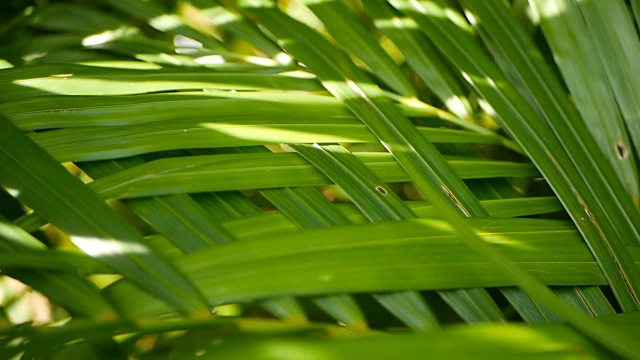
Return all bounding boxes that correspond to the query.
[202,323,609,359]
[0,217,116,318]
[0,115,210,316]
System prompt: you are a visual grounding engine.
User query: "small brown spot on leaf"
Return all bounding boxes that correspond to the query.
[616,140,629,160]
[375,186,387,195]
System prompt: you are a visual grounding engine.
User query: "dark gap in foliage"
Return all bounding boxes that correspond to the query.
[472,143,527,163]
[524,178,556,198]
[487,287,521,322]
[241,301,279,321]
[464,178,521,201]
[420,290,464,325]
[409,116,447,129]
[0,188,26,221]
[242,189,275,212]
[402,64,440,106]
[523,210,570,221]
[141,89,207,95]
[600,286,623,314]
[297,296,339,325]
[354,294,405,330]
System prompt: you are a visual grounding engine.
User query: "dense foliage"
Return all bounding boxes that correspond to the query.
[1,0,640,358]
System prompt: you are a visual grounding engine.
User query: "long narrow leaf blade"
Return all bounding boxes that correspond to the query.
[0,115,210,316]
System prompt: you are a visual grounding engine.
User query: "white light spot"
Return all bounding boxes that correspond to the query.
[83,31,117,47]
[464,10,477,25]
[72,236,149,257]
[194,55,226,65]
[22,52,48,62]
[246,56,277,66]
[149,14,182,32]
[445,97,468,117]
[536,1,566,18]
[477,99,497,117]
[5,188,20,197]
[461,71,473,84]
[275,52,293,65]
[174,35,203,49]
[346,79,367,98]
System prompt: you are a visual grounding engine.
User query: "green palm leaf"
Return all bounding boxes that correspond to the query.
[2,0,640,358]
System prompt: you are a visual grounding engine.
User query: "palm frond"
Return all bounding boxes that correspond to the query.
[1,0,640,358]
